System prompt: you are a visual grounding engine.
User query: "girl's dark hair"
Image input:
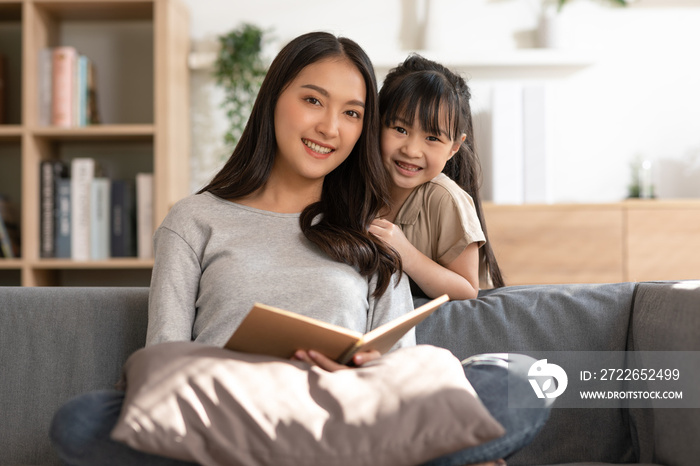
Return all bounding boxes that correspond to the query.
[379,54,505,288]
[199,31,401,296]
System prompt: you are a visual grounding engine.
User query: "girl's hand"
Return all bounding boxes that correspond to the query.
[292,349,381,372]
[369,218,412,257]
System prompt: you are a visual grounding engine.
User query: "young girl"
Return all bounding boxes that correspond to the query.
[370,54,505,300]
[50,31,414,465]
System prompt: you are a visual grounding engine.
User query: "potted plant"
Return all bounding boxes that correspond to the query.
[213,24,267,147]
[538,0,630,48]
[554,0,629,12]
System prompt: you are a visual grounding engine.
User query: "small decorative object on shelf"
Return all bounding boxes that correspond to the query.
[627,156,656,199]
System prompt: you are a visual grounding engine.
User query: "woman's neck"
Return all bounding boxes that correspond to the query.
[234,171,323,214]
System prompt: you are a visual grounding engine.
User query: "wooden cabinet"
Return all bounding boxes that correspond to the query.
[0,0,189,286]
[484,201,700,285]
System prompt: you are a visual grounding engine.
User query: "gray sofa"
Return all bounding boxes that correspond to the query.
[1,281,698,466]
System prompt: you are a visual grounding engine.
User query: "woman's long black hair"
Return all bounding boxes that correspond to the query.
[379,54,505,288]
[199,32,401,296]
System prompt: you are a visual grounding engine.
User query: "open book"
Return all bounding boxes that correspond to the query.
[224,294,449,365]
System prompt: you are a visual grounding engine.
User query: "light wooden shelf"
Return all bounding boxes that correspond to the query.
[30,258,154,269]
[189,46,597,75]
[0,0,190,286]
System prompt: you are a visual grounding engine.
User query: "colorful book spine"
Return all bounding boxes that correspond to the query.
[55,178,72,258]
[90,178,111,260]
[136,173,154,259]
[51,46,77,127]
[70,157,95,260]
[77,55,89,126]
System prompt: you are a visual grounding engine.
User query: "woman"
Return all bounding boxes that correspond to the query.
[50,31,414,466]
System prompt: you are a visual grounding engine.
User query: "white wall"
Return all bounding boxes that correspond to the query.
[182,0,700,203]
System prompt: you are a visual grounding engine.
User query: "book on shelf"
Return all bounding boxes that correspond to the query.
[0,195,20,258]
[52,47,77,127]
[0,53,6,125]
[38,49,52,126]
[136,173,154,259]
[70,158,95,261]
[40,160,68,258]
[41,46,98,127]
[111,179,136,258]
[86,58,100,125]
[0,215,12,259]
[90,177,111,260]
[54,178,72,258]
[224,294,449,364]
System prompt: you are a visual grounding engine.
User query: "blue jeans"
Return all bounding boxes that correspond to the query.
[50,354,550,466]
[422,353,552,466]
[49,390,197,466]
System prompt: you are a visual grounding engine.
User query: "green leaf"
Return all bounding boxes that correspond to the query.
[213,23,268,149]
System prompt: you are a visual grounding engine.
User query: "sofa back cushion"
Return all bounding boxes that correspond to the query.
[415,282,638,465]
[0,287,149,465]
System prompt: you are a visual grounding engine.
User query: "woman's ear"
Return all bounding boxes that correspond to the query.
[449,133,467,159]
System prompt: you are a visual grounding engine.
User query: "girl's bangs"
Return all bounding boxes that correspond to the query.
[382,73,460,141]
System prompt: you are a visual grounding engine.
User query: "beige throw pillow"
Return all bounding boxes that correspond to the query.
[111,342,504,466]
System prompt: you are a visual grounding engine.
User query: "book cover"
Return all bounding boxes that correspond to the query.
[70,157,95,260]
[51,46,77,127]
[90,177,111,260]
[55,178,72,258]
[40,160,68,258]
[38,48,53,126]
[224,295,449,364]
[136,173,154,259]
[111,179,136,257]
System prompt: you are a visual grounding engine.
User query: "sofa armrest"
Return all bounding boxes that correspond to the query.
[0,287,149,465]
[628,281,700,466]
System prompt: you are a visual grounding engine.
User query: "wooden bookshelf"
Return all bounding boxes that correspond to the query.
[484,200,700,285]
[0,0,190,286]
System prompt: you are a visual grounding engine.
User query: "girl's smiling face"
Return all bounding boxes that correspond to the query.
[380,108,464,193]
[272,57,366,186]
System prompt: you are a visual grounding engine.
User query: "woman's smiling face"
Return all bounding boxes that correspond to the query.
[272,56,366,185]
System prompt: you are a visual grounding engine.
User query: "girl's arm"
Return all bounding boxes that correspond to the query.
[370,218,480,300]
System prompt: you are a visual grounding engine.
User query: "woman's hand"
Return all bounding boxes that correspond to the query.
[292,349,381,372]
